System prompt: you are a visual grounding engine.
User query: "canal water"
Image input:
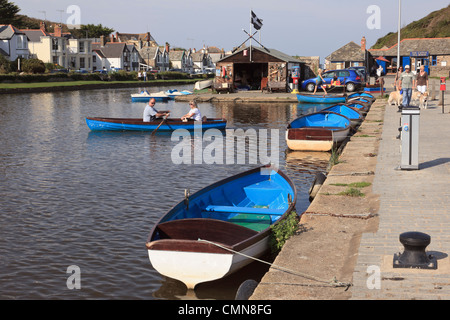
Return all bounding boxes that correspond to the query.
[0,85,330,300]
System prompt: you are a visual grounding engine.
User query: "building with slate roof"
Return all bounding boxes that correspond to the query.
[92,36,130,71]
[0,24,30,61]
[369,37,450,77]
[325,38,369,70]
[215,46,302,92]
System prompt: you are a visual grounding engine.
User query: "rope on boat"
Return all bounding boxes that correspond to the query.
[197,238,352,289]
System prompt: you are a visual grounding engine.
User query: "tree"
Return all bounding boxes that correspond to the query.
[70,24,114,39]
[0,0,22,25]
[22,58,45,74]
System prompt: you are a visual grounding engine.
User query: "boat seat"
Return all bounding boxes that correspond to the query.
[204,205,284,215]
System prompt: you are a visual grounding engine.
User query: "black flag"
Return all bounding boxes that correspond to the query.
[251,11,263,30]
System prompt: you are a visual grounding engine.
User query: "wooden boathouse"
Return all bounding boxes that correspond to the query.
[214,46,302,93]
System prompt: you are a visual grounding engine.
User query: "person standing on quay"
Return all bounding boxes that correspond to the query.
[398,65,415,108]
[415,65,429,94]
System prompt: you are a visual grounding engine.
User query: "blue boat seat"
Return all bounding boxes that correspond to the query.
[204,205,284,215]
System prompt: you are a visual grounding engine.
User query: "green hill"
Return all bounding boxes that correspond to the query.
[371,4,450,49]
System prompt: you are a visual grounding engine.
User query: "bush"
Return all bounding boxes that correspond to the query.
[0,55,12,74]
[22,58,45,74]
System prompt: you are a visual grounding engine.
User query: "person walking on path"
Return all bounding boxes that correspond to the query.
[313,69,327,95]
[398,65,415,108]
[415,65,429,94]
[394,66,403,90]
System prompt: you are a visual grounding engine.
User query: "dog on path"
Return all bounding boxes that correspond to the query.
[388,90,402,107]
[412,90,429,109]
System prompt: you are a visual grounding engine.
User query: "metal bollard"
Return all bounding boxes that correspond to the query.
[393,231,437,269]
[399,107,420,170]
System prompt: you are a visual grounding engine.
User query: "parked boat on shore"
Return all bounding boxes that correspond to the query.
[286,111,351,151]
[194,79,213,91]
[145,165,297,290]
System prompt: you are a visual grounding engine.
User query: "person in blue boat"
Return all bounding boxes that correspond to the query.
[181,100,202,121]
[143,98,170,122]
[313,69,328,95]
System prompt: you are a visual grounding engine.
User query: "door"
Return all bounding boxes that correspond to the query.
[403,56,411,69]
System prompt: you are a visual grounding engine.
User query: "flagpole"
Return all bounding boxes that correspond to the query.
[250,9,252,62]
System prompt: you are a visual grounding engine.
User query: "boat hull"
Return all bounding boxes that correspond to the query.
[145,166,297,289]
[285,128,349,151]
[85,117,227,131]
[322,104,363,128]
[286,111,351,151]
[296,93,346,104]
[131,95,169,102]
[147,234,269,289]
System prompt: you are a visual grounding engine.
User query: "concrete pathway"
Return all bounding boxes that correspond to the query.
[350,77,450,299]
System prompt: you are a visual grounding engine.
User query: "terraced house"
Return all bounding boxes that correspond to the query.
[21,22,93,71]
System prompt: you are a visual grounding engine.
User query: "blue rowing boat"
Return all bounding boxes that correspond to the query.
[322,104,364,127]
[85,117,227,131]
[145,165,297,289]
[296,93,347,104]
[286,111,351,151]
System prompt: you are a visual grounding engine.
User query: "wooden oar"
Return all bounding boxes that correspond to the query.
[151,114,169,135]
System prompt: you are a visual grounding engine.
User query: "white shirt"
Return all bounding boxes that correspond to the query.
[187,107,202,121]
[143,105,157,122]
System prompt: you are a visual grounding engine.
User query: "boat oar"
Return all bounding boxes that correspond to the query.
[151,114,169,135]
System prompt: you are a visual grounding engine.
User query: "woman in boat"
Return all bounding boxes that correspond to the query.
[313,69,327,95]
[143,98,170,122]
[181,101,202,121]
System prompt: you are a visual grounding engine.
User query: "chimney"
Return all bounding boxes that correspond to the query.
[100,35,107,47]
[40,21,47,33]
[165,43,170,53]
[110,34,115,43]
[361,36,366,52]
[54,24,62,37]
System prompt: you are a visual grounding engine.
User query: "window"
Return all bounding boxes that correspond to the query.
[16,35,27,49]
[79,41,85,53]
[431,55,437,66]
[80,57,85,69]
[322,71,335,79]
[337,70,350,77]
[52,38,59,51]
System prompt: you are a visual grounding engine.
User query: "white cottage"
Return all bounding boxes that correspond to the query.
[0,24,30,61]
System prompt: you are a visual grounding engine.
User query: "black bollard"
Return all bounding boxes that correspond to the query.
[393,231,437,269]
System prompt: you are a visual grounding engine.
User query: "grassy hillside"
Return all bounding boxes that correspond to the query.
[371,5,450,49]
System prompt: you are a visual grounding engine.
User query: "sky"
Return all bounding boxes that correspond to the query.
[12,0,450,62]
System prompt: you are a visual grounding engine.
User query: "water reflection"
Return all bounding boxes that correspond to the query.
[0,86,331,300]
